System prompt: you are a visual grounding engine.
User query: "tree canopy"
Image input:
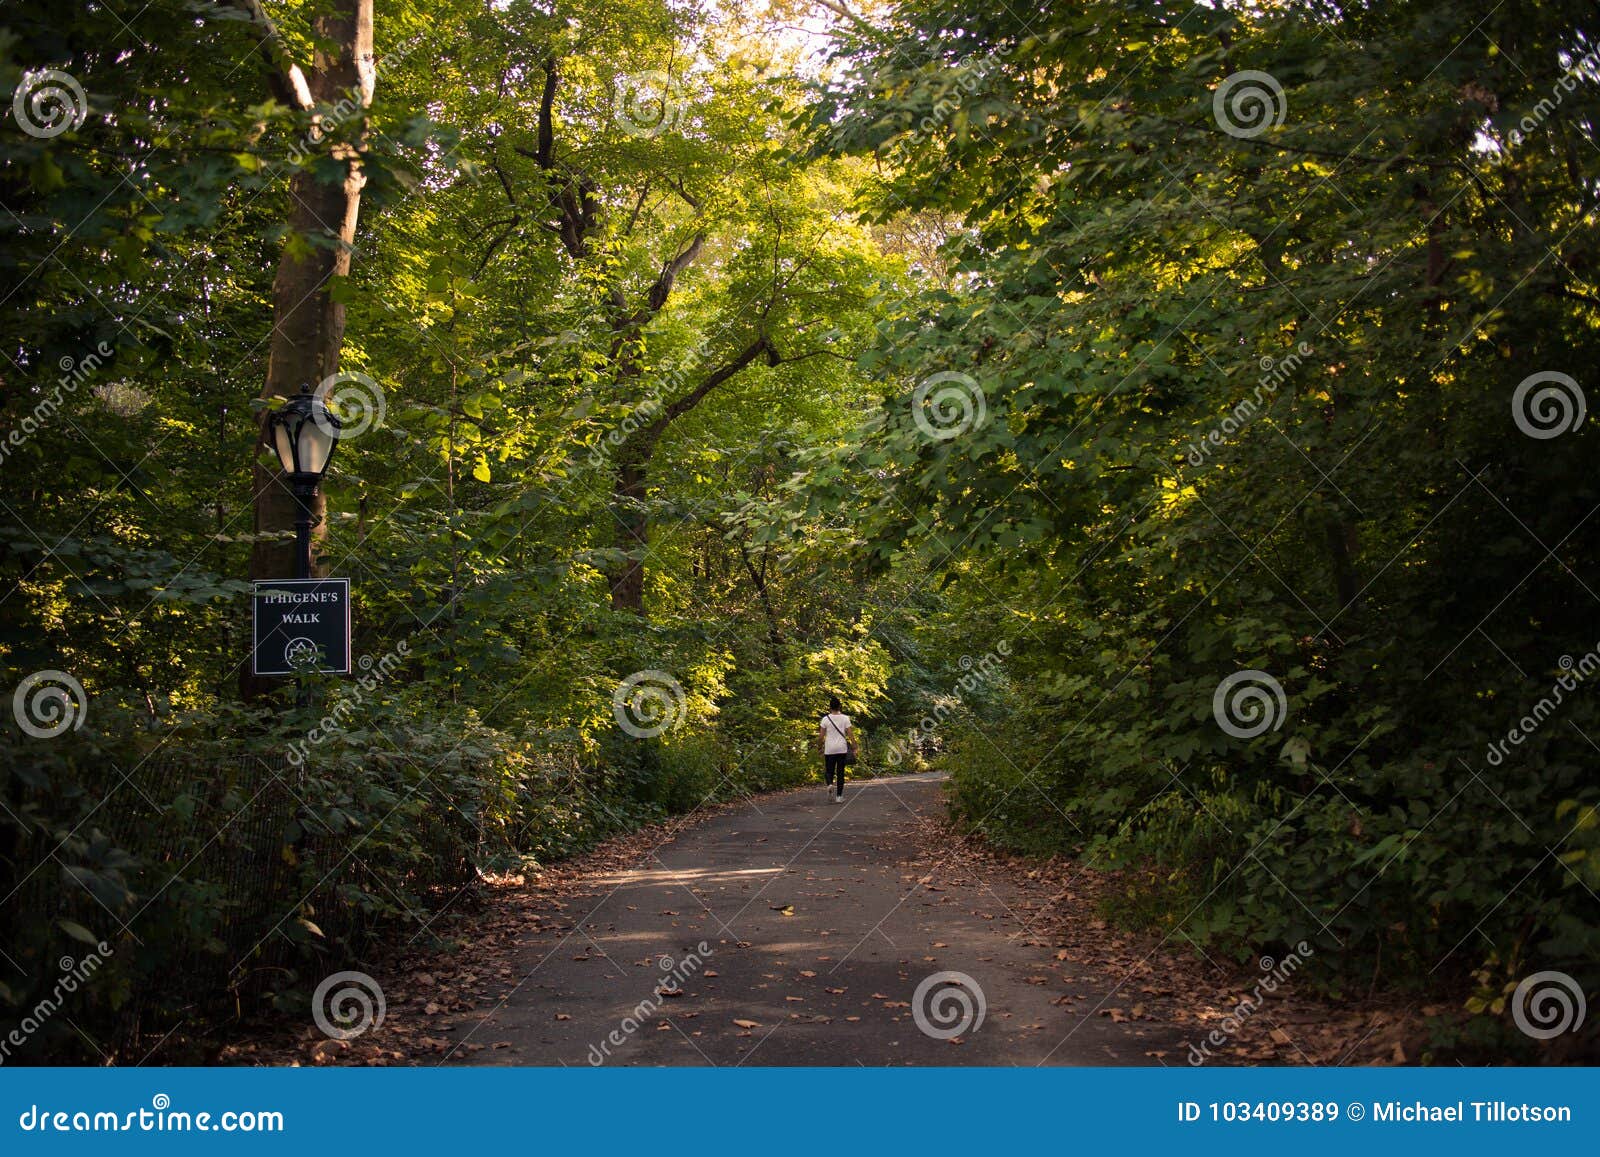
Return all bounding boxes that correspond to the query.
[2,0,1597,1062]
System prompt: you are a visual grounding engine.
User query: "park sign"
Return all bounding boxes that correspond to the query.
[251,578,351,676]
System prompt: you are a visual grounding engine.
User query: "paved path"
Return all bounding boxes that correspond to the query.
[452,773,1190,1065]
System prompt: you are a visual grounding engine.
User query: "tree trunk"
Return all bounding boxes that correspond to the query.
[610,454,649,613]
[601,336,777,614]
[242,0,374,697]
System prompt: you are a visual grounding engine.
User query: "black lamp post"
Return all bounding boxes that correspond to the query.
[268,384,341,579]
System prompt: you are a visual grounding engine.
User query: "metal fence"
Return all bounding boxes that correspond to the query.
[5,747,478,1057]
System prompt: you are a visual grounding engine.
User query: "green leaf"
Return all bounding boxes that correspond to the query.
[57,919,100,946]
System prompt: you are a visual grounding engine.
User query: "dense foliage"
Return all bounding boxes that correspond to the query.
[2,0,1596,1062]
[0,0,930,1061]
[811,0,1600,1056]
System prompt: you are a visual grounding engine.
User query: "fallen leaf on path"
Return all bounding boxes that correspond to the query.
[733,1019,760,1029]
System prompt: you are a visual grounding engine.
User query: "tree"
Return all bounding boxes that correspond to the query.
[816,0,1600,1011]
[240,0,376,593]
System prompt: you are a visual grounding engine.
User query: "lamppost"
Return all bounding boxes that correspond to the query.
[267,384,342,579]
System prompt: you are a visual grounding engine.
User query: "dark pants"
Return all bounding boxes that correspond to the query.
[824,753,847,793]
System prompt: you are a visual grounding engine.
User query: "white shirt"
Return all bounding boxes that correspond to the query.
[820,712,852,754]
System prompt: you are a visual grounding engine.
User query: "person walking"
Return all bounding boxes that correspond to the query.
[819,695,854,804]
